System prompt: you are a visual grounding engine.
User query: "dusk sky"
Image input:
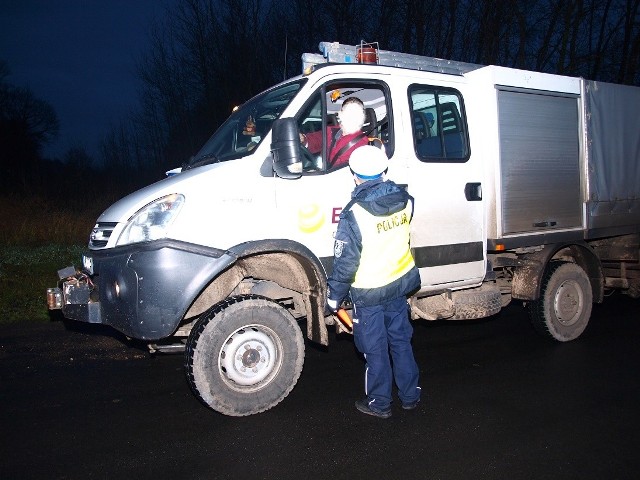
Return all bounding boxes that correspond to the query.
[1,0,176,159]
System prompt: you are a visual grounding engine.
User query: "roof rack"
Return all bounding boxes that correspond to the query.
[302,41,482,76]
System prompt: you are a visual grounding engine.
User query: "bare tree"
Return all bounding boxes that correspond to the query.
[615,0,640,83]
[100,0,640,176]
[0,81,59,149]
[0,61,59,192]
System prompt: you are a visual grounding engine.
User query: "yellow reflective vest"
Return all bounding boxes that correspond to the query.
[350,201,416,289]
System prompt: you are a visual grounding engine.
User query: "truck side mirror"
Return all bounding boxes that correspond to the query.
[270,118,303,179]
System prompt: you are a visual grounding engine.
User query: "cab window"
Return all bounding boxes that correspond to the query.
[296,81,392,173]
[191,80,304,165]
[410,85,469,162]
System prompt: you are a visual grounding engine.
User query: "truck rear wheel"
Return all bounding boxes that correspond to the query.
[528,262,592,342]
[184,294,305,416]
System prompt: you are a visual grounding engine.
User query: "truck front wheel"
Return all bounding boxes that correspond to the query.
[184,294,305,416]
[528,262,593,342]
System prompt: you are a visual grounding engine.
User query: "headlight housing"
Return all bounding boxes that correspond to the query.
[116,194,185,246]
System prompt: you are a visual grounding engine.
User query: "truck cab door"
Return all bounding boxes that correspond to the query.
[274,79,393,265]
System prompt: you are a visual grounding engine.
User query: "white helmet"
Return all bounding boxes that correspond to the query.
[349,145,388,179]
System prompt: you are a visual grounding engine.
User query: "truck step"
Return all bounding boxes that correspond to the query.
[148,342,186,354]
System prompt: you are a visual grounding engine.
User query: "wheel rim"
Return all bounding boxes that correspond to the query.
[553,279,584,327]
[219,325,281,391]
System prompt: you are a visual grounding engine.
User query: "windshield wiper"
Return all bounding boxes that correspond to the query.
[183,152,219,171]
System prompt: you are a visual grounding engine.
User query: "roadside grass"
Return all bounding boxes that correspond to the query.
[0,244,86,323]
[0,195,105,324]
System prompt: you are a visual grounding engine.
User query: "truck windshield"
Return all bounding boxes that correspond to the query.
[188,79,306,167]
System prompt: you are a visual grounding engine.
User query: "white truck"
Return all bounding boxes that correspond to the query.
[48,42,640,416]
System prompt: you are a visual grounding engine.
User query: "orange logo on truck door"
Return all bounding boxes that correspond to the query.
[298,204,326,233]
[297,205,343,233]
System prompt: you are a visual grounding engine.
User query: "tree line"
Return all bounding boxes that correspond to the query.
[2,0,639,198]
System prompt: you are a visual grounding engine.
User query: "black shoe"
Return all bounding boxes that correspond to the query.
[401,398,420,410]
[355,398,392,419]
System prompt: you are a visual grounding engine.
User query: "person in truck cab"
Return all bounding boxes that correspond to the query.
[300,97,370,170]
[326,145,422,418]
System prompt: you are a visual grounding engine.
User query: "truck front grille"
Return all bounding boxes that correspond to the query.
[89,222,117,249]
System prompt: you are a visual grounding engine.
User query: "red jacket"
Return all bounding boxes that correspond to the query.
[306,126,369,169]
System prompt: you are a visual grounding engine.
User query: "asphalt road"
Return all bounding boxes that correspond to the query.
[1,294,639,480]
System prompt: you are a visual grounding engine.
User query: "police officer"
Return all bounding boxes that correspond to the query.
[327,145,421,418]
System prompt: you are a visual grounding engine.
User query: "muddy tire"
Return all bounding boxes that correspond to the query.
[184,294,305,416]
[528,262,592,342]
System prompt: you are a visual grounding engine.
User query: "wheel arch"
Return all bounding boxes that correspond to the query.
[512,242,604,303]
[184,239,329,345]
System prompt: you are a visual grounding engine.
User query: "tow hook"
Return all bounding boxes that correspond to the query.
[47,266,94,310]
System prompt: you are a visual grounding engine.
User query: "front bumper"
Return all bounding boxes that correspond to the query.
[48,239,235,340]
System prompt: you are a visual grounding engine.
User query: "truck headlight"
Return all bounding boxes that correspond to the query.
[116,194,185,246]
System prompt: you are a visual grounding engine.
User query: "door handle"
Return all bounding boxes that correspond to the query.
[465,182,482,201]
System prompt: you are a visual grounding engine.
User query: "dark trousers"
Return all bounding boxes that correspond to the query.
[353,297,421,411]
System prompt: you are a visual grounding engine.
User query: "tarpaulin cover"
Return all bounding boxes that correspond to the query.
[584,80,640,233]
